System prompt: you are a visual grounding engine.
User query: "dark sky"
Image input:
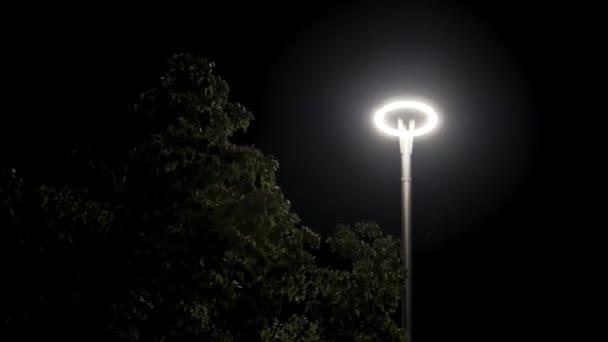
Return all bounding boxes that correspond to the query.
[2,1,598,340]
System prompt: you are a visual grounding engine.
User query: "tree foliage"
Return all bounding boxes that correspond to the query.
[1,54,405,341]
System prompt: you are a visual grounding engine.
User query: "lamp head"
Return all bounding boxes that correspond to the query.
[374,100,439,137]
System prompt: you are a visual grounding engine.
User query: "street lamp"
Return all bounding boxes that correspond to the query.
[373,100,439,341]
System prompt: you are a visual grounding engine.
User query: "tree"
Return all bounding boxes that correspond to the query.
[1,54,405,341]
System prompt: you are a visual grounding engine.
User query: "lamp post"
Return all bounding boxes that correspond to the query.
[373,100,439,341]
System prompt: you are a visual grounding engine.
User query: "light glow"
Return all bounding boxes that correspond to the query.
[374,100,439,137]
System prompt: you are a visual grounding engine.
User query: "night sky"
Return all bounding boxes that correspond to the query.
[2,1,598,340]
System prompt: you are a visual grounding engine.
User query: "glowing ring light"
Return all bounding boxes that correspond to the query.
[374,100,439,137]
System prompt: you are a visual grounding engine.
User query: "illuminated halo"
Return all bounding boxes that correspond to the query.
[374,100,439,137]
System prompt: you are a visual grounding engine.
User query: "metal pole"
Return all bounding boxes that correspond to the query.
[398,118,415,341]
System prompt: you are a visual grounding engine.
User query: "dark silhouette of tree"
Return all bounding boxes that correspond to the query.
[1,54,405,341]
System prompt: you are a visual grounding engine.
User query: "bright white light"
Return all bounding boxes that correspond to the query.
[374,100,439,137]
